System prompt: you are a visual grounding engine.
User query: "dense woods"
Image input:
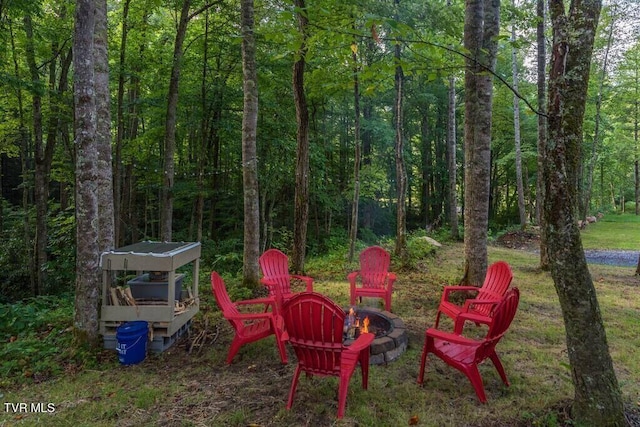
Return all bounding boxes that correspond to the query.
[2,0,637,300]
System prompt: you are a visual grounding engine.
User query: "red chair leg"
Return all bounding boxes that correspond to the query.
[489,352,510,386]
[463,364,487,403]
[287,366,302,410]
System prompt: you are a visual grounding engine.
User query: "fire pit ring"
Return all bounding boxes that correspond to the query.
[343,306,408,365]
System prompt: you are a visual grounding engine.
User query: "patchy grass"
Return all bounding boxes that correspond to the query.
[1,226,640,426]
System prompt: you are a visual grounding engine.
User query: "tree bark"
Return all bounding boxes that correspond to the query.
[292,0,310,273]
[114,0,132,247]
[536,0,549,270]
[462,0,499,285]
[394,0,407,260]
[447,75,459,240]
[95,0,115,253]
[241,0,261,287]
[511,12,527,229]
[73,0,101,346]
[546,0,626,424]
[23,14,46,296]
[348,34,361,264]
[160,0,192,242]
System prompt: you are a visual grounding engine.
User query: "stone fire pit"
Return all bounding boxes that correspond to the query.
[343,306,408,365]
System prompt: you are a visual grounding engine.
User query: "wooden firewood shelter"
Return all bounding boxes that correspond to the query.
[100,241,201,352]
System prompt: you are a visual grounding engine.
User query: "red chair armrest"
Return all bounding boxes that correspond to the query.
[441,285,480,302]
[235,296,276,308]
[291,274,314,292]
[453,312,493,334]
[347,271,360,284]
[344,332,375,353]
[226,311,276,321]
[426,328,478,345]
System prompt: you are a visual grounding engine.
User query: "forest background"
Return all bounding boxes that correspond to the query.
[3,0,640,301]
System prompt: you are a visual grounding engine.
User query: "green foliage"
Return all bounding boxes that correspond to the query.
[44,207,76,294]
[0,210,33,303]
[0,294,83,387]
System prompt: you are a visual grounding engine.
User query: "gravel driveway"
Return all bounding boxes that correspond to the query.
[584,249,639,267]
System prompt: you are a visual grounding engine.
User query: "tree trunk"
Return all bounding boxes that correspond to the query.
[95,0,115,254]
[10,19,35,293]
[241,0,260,287]
[160,0,192,242]
[447,75,459,240]
[73,0,101,346]
[292,0,310,273]
[511,12,527,229]
[536,0,549,270]
[23,14,46,296]
[393,0,407,260]
[348,34,361,264]
[114,0,132,247]
[583,5,616,220]
[546,0,626,424]
[462,0,499,285]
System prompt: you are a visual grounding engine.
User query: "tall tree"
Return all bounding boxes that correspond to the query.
[446,0,459,240]
[73,0,101,345]
[545,0,626,423]
[394,0,408,260]
[23,14,47,295]
[292,0,310,273]
[536,0,549,269]
[511,3,527,228]
[581,3,617,220]
[241,0,260,287]
[95,0,114,253]
[348,30,362,264]
[462,0,500,284]
[160,0,192,242]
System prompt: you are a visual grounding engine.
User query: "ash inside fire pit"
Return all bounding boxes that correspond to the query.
[343,307,408,365]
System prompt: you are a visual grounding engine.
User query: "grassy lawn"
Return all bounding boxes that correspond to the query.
[1,216,639,426]
[580,212,640,250]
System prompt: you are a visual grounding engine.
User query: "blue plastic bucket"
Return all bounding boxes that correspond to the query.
[116,321,148,365]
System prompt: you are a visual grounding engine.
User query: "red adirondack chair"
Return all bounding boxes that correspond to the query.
[348,246,397,312]
[210,271,288,364]
[280,292,374,419]
[434,260,513,333]
[259,249,313,306]
[417,287,520,402]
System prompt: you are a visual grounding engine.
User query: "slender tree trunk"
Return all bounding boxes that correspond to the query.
[292,0,310,273]
[73,0,101,346]
[462,0,500,285]
[160,0,192,242]
[536,0,549,270]
[95,0,115,253]
[241,0,260,287]
[394,0,407,260]
[23,14,46,296]
[348,33,361,264]
[546,0,626,423]
[10,20,36,293]
[511,11,527,228]
[447,75,459,239]
[583,5,616,220]
[114,0,131,247]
